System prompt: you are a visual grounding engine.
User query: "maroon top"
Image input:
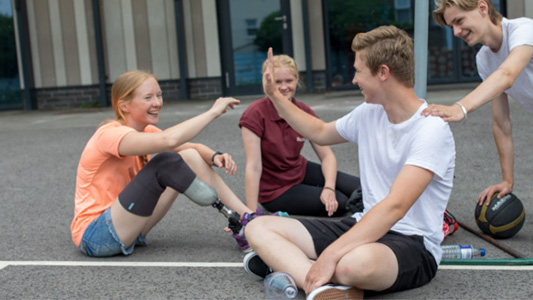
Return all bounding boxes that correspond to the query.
[239,97,319,203]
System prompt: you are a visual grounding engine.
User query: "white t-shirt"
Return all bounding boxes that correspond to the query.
[335,101,455,263]
[477,17,533,114]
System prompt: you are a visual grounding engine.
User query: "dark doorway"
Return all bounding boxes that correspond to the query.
[0,1,21,110]
[217,0,293,96]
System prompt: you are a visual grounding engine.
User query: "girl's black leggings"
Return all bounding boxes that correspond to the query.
[262,161,360,217]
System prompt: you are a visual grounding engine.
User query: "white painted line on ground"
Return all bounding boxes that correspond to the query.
[0,261,242,270]
[1,261,532,271]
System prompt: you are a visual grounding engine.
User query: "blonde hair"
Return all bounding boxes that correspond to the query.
[103,70,158,167]
[351,25,415,87]
[433,0,502,26]
[262,54,300,87]
[110,70,158,124]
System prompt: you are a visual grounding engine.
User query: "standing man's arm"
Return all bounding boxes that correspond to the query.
[263,48,345,145]
[304,165,434,294]
[421,45,533,122]
[477,93,514,205]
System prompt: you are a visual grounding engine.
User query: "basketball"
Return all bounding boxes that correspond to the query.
[474,193,526,239]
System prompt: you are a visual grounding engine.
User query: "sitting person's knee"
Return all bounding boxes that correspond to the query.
[149,151,179,165]
[244,217,271,246]
[335,246,396,289]
[150,152,193,172]
[244,217,263,236]
[336,255,374,283]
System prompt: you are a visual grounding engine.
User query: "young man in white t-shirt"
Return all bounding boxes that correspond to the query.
[422,0,533,206]
[243,25,456,299]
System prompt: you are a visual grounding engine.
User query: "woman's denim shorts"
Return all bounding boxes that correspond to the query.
[80,208,146,257]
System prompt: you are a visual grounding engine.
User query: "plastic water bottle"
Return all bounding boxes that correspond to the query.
[264,272,297,300]
[441,245,486,259]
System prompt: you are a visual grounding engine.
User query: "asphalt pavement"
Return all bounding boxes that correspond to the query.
[1,84,532,299]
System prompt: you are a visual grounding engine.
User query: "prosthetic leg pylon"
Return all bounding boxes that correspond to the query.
[183,177,243,234]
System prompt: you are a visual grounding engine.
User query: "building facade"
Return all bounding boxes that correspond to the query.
[0,0,528,110]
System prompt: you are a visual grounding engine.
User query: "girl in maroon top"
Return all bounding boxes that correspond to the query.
[239,55,360,216]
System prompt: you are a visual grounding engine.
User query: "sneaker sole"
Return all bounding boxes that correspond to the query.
[242,247,253,254]
[307,285,359,300]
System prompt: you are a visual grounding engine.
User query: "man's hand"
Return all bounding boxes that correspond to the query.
[420,103,465,122]
[304,252,337,295]
[262,48,280,100]
[477,182,513,206]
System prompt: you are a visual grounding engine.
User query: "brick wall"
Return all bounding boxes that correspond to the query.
[35,85,104,109]
[33,76,224,109]
[158,79,182,102]
[298,70,326,93]
[188,77,223,100]
[312,70,326,93]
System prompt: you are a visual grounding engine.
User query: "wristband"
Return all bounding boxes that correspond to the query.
[211,151,223,164]
[455,102,467,121]
[323,186,335,192]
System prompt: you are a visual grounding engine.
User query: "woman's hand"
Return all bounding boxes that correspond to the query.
[210,97,240,118]
[321,188,338,217]
[213,152,237,175]
[421,103,465,122]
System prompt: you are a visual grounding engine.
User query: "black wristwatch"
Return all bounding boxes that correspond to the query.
[211,151,223,164]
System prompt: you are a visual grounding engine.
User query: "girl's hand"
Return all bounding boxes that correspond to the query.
[210,97,240,117]
[320,188,338,217]
[213,152,237,175]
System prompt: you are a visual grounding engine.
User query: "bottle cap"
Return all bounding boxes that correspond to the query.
[284,286,297,298]
[480,248,486,257]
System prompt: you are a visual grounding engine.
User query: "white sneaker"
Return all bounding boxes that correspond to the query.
[306,284,359,300]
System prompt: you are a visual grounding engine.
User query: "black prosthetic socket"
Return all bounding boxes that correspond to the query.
[119,152,196,216]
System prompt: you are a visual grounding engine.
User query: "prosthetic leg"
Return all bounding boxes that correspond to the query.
[183,177,243,234]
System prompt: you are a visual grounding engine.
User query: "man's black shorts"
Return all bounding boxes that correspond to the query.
[298,216,437,294]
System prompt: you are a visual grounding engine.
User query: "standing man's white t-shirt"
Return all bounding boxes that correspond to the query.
[477,17,533,114]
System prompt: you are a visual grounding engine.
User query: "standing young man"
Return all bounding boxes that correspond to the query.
[422,0,533,206]
[243,25,456,299]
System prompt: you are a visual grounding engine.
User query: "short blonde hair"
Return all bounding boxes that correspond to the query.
[262,54,300,84]
[351,25,414,87]
[262,54,298,75]
[433,0,502,26]
[111,70,158,124]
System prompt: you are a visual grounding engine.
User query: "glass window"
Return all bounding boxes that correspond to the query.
[245,18,258,38]
[230,1,282,87]
[325,0,505,88]
[0,1,21,109]
[325,0,415,88]
[428,0,503,83]
[428,8,454,82]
